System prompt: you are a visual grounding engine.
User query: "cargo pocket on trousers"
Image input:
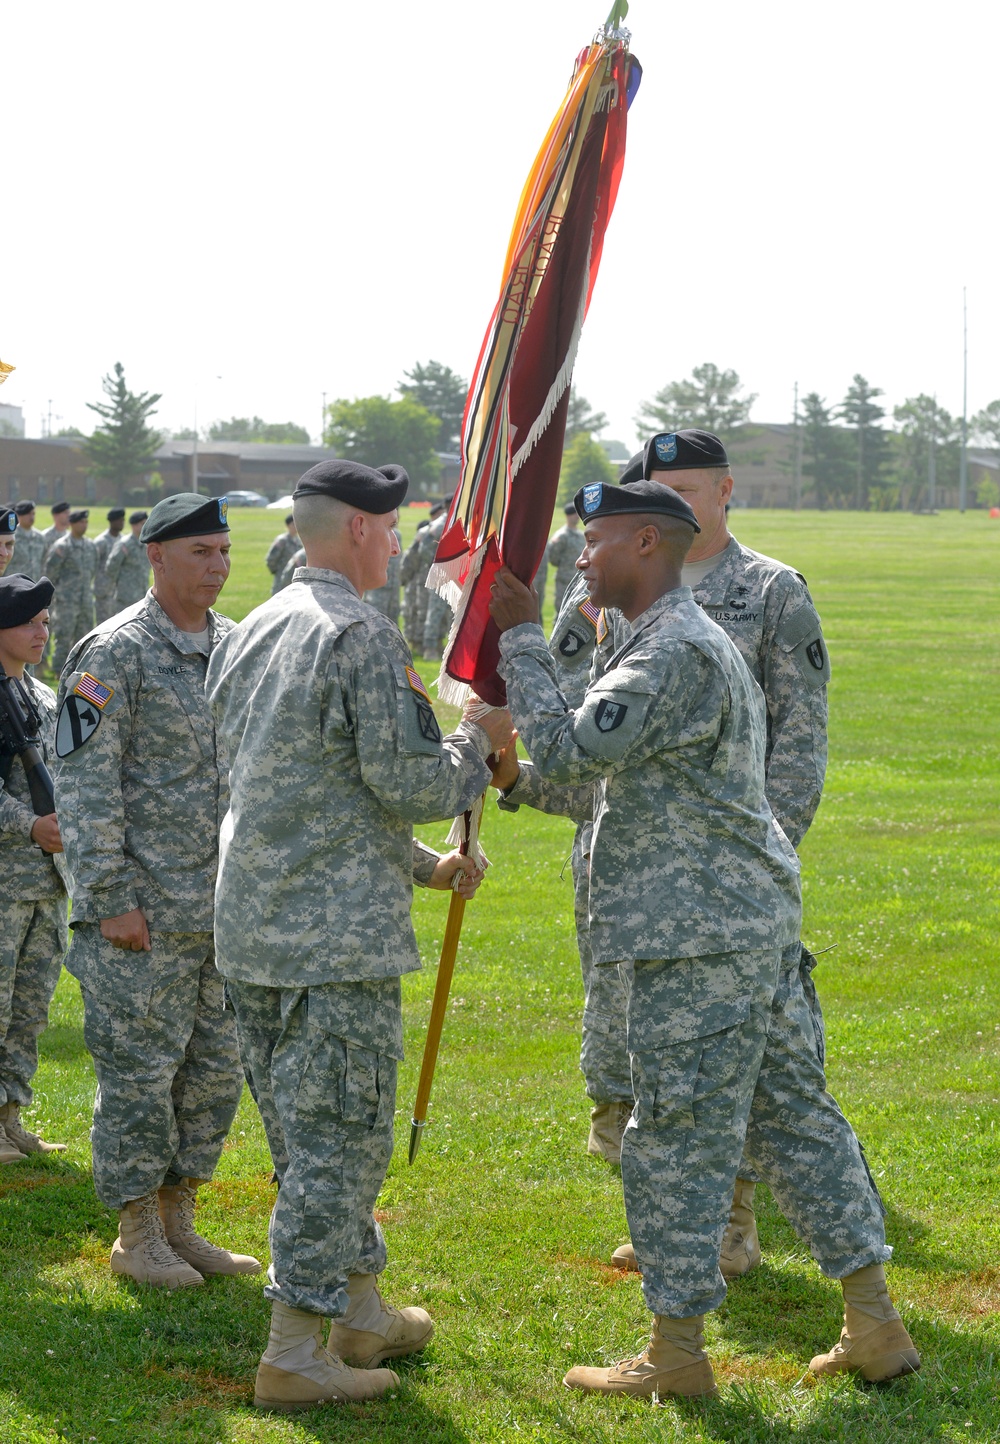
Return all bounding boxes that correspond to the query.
[340,1046,388,1130]
[633,1041,703,1131]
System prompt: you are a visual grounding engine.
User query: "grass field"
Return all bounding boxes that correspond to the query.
[2,508,998,1444]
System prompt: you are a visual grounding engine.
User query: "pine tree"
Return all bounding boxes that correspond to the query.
[85,363,162,491]
[564,387,608,444]
[398,361,468,452]
[838,374,888,509]
[634,362,756,438]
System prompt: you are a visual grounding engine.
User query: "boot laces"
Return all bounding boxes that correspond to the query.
[136,1194,186,1270]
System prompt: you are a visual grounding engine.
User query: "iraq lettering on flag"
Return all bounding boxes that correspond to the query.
[428,7,641,706]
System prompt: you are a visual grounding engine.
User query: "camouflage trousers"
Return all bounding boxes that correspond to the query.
[621,948,889,1319]
[226,977,402,1318]
[0,898,66,1107]
[422,591,452,658]
[51,595,96,676]
[573,827,632,1105]
[94,591,118,624]
[581,918,828,1184]
[69,928,243,1209]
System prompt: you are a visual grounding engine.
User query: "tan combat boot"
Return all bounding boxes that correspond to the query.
[611,1240,639,1270]
[586,1102,634,1164]
[158,1178,261,1276]
[0,1122,27,1165]
[810,1264,920,1382]
[719,1178,762,1280]
[0,1101,66,1154]
[327,1271,434,1368]
[564,1314,717,1399]
[111,1192,204,1288]
[254,1301,400,1411]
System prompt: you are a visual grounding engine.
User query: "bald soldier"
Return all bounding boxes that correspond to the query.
[207,459,512,1411]
[488,478,918,1397]
[54,494,259,1289]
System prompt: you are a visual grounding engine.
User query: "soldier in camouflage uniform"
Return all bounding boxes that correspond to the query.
[0,574,68,1163]
[46,509,98,676]
[207,459,511,1412]
[277,544,306,592]
[39,501,71,570]
[0,507,17,576]
[399,517,431,650]
[413,505,448,656]
[488,478,918,1397]
[363,527,402,622]
[265,515,300,595]
[92,508,126,623]
[544,503,585,613]
[10,502,48,581]
[104,512,151,610]
[53,493,259,1290]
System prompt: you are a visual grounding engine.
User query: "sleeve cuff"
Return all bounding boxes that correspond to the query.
[73,881,139,922]
[411,841,441,887]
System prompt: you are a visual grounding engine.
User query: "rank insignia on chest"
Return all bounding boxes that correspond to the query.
[74,673,114,709]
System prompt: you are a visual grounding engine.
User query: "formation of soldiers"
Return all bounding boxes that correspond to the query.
[0,500,151,666]
[0,435,922,1416]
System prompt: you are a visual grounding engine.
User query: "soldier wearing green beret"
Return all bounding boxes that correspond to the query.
[46,509,98,675]
[104,513,151,610]
[53,493,259,1290]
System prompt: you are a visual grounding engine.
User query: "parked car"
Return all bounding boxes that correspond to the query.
[265,494,295,511]
[225,490,269,508]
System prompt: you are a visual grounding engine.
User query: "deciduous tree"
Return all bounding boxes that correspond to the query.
[398,361,468,453]
[325,396,442,492]
[634,362,756,438]
[557,432,615,505]
[208,417,310,444]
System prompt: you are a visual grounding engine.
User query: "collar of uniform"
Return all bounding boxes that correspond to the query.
[291,566,361,599]
[688,535,744,603]
[146,592,223,657]
[628,584,695,637]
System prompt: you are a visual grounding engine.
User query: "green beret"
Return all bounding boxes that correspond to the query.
[140,493,230,544]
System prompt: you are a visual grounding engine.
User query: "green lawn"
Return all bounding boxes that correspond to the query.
[3,509,998,1443]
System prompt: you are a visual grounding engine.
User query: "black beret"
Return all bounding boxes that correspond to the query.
[642,430,729,476]
[285,514,294,525]
[0,573,55,629]
[51,501,70,516]
[68,509,89,523]
[140,493,230,544]
[563,502,577,515]
[1,507,15,534]
[14,500,35,516]
[574,477,701,531]
[128,511,148,525]
[107,507,126,522]
[293,459,409,515]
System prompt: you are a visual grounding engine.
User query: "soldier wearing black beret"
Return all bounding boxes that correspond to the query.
[94,510,128,623]
[0,572,68,1161]
[0,507,16,578]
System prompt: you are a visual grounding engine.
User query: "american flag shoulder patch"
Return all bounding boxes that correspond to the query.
[74,673,114,709]
[405,665,431,704]
[577,599,602,630]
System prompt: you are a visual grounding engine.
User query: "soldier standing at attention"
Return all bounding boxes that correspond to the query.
[363,526,402,622]
[93,508,126,622]
[0,508,16,576]
[488,479,918,1397]
[53,493,259,1289]
[46,509,98,676]
[276,544,306,592]
[545,502,585,614]
[207,459,512,1412]
[39,501,70,568]
[105,512,150,610]
[399,515,431,651]
[265,514,300,595]
[0,574,68,1162]
[11,502,48,581]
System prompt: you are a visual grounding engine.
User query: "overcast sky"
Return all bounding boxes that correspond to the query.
[2,0,996,449]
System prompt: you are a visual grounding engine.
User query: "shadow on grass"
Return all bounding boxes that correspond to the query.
[37,1017,94,1063]
[0,1271,473,1444]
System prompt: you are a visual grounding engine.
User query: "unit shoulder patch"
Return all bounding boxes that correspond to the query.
[55,694,104,756]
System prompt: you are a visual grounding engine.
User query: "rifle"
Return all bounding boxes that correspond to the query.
[0,662,56,816]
